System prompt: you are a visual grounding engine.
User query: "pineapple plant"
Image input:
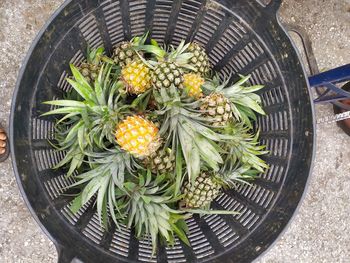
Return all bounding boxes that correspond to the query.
[115,115,160,157]
[200,93,233,127]
[202,74,265,128]
[43,34,268,252]
[182,172,222,209]
[183,73,204,98]
[188,42,211,75]
[43,63,125,175]
[121,60,152,94]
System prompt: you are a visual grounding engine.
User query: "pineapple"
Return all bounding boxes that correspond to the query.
[113,41,139,67]
[200,93,233,127]
[79,47,105,83]
[183,73,204,98]
[182,172,221,209]
[121,60,152,94]
[152,61,183,89]
[202,75,265,128]
[145,147,175,174]
[144,40,193,90]
[115,115,160,157]
[188,42,211,75]
[112,34,148,67]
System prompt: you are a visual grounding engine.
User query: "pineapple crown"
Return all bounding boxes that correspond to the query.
[219,164,260,189]
[220,122,269,174]
[86,46,114,65]
[68,147,137,227]
[202,74,265,128]
[136,40,195,70]
[122,171,190,253]
[42,63,130,174]
[129,31,149,47]
[154,86,236,181]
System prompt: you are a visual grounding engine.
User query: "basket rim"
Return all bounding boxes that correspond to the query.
[251,12,316,263]
[10,0,73,254]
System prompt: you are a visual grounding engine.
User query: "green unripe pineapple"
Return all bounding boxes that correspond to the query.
[78,47,105,84]
[188,42,211,75]
[145,147,175,174]
[182,173,221,209]
[152,62,183,89]
[200,93,233,127]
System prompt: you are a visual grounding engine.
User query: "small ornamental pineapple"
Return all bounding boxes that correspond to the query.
[200,93,233,127]
[144,40,193,90]
[112,34,147,67]
[182,173,221,209]
[145,147,175,174]
[183,73,204,98]
[203,75,265,128]
[121,60,152,94]
[188,42,211,75]
[115,115,160,157]
[113,41,139,67]
[152,61,183,90]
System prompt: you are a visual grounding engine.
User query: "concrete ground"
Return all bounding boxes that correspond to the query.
[0,0,349,262]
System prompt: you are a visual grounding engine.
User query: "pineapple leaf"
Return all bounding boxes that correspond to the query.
[69,64,96,102]
[43,100,86,108]
[69,193,83,214]
[94,64,107,106]
[81,176,103,205]
[183,209,239,215]
[178,125,200,180]
[150,38,159,48]
[56,112,81,124]
[194,134,223,171]
[41,106,83,116]
[67,151,84,177]
[136,44,167,58]
[67,78,96,104]
[174,146,183,196]
[96,174,110,224]
[232,96,265,115]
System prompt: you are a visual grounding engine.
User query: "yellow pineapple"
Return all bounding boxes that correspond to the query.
[115,115,160,157]
[183,73,204,98]
[121,60,152,94]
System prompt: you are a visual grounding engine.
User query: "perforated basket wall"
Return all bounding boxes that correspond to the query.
[10,0,314,262]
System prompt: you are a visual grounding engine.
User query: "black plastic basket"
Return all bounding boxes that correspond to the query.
[10,0,315,262]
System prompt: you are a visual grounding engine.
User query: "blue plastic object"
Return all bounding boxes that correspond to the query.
[308,64,350,105]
